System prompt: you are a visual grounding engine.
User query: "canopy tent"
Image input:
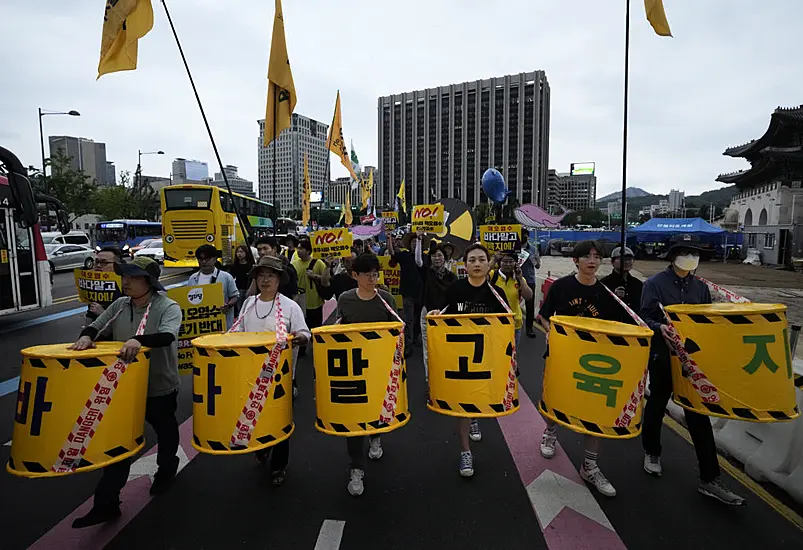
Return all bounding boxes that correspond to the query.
[630,217,724,235]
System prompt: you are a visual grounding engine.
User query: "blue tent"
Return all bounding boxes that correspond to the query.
[630,217,724,235]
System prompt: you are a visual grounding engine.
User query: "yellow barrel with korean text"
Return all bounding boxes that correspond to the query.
[538,316,653,439]
[665,303,799,422]
[192,332,295,454]
[7,343,150,478]
[426,313,519,418]
[312,322,409,436]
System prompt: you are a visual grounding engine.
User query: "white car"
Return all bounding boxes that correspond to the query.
[134,239,164,263]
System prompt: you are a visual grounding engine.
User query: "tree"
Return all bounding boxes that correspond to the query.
[574,209,606,227]
[91,171,160,221]
[40,149,98,222]
[472,202,492,225]
[638,213,652,224]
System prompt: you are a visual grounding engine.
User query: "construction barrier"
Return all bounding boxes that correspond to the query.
[426,313,518,418]
[538,316,653,439]
[8,343,150,478]
[312,322,409,436]
[192,333,295,454]
[666,303,800,422]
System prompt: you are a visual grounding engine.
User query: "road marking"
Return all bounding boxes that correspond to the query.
[664,415,803,532]
[3,439,10,447]
[0,377,21,398]
[497,388,626,550]
[30,417,199,550]
[314,520,346,550]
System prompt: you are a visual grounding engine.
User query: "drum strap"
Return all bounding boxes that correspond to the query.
[230,295,288,448]
[485,283,518,412]
[374,291,406,425]
[52,302,152,473]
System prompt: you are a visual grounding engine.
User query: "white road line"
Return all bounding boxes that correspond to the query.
[3,439,11,447]
[314,519,345,550]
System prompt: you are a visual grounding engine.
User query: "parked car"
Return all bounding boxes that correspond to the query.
[41,231,92,247]
[46,244,95,274]
[134,239,164,263]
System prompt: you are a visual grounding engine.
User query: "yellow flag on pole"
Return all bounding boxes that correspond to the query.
[263,0,297,147]
[326,91,359,182]
[361,168,374,210]
[644,0,672,37]
[302,153,311,226]
[396,179,406,213]
[97,0,154,78]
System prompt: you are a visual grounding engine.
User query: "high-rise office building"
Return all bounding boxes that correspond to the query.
[327,166,377,207]
[377,71,550,209]
[171,158,209,183]
[48,136,109,185]
[257,113,329,213]
[212,165,255,198]
[668,189,685,214]
[106,161,116,185]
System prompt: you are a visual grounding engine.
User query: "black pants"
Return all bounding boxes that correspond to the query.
[306,306,324,330]
[642,353,720,483]
[402,296,422,345]
[346,435,379,469]
[256,438,290,472]
[524,289,536,331]
[94,391,180,508]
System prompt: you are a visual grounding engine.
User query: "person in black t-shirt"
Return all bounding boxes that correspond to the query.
[439,243,509,479]
[421,245,457,380]
[537,240,623,499]
[600,246,642,316]
[388,231,427,355]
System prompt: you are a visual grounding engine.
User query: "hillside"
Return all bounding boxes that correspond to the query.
[596,187,652,202]
[596,185,737,210]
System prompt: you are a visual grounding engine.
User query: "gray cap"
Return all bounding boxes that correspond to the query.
[610,246,634,259]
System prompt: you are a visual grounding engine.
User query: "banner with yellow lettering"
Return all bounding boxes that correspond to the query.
[381,211,399,231]
[479,224,522,252]
[74,269,122,304]
[167,284,227,374]
[378,256,402,309]
[311,229,353,259]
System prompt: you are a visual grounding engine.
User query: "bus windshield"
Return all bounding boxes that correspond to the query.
[164,188,213,210]
[96,225,127,243]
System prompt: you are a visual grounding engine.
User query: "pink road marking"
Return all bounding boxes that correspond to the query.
[30,418,198,550]
[497,388,627,550]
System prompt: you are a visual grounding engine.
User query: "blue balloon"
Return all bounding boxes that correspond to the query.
[481,168,511,204]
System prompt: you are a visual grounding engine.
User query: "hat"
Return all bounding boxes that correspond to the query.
[115,257,164,291]
[401,231,432,251]
[610,246,634,259]
[195,244,222,259]
[283,235,300,246]
[248,255,290,285]
[665,233,705,258]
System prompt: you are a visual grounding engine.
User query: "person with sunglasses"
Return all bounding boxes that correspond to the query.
[84,247,124,340]
[600,246,642,315]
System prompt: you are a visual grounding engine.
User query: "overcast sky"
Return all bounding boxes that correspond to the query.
[1,0,800,198]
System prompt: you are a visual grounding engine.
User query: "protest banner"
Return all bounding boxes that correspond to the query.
[74,269,121,305]
[377,256,402,309]
[411,204,444,233]
[167,283,227,374]
[479,224,522,252]
[311,229,353,259]
[381,211,399,231]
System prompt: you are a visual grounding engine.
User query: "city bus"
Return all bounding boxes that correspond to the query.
[94,219,162,254]
[160,184,276,267]
[0,146,70,317]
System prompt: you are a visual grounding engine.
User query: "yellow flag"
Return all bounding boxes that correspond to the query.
[396,179,406,213]
[326,91,359,181]
[302,153,311,226]
[344,188,353,226]
[263,0,297,146]
[97,0,154,78]
[361,169,374,210]
[644,0,672,37]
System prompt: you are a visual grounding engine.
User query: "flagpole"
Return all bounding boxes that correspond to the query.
[160,0,252,258]
[619,0,631,256]
[272,92,279,235]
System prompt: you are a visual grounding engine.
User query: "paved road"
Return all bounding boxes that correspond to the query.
[1,294,802,549]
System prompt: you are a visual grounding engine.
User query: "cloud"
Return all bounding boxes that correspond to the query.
[1,0,800,200]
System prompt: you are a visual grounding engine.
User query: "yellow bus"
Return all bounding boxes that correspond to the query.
[160,184,276,267]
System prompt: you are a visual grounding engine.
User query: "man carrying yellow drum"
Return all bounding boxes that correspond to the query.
[639,233,745,506]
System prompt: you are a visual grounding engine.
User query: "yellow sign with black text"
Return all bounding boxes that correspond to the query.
[311,229,353,259]
[377,256,402,309]
[411,204,444,233]
[381,211,399,231]
[167,284,227,374]
[480,224,522,252]
[74,269,122,305]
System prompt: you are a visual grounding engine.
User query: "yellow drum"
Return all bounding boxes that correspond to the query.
[426,313,519,417]
[312,322,409,436]
[192,333,295,454]
[665,303,799,422]
[8,343,150,478]
[538,316,653,439]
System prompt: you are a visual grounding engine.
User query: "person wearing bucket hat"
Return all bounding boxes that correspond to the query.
[188,244,239,329]
[601,246,642,314]
[639,235,745,505]
[234,255,310,486]
[68,256,183,527]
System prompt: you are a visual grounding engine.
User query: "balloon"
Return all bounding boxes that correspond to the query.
[514,204,572,229]
[481,168,511,204]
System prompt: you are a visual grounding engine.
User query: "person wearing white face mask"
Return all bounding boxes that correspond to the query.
[639,234,745,506]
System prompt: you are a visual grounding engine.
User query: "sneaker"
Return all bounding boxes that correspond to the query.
[368,437,384,460]
[149,469,176,496]
[347,468,364,497]
[580,464,617,497]
[643,454,662,477]
[540,431,557,459]
[469,419,482,442]
[271,469,286,487]
[698,477,745,506]
[459,451,474,477]
[71,504,121,529]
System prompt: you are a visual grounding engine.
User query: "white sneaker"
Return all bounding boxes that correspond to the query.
[469,419,482,442]
[459,451,474,477]
[347,468,364,496]
[540,431,557,459]
[643,454,662,477]
[368,437,383,460]
[580,464,616,497]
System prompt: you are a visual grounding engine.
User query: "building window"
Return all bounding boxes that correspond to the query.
[764,233,775,249]
[746,233,757,248]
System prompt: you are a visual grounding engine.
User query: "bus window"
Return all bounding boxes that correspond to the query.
[164,188,213,210]
[134,224,162,238]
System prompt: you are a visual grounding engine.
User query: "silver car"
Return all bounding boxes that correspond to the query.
[46,244,95,273]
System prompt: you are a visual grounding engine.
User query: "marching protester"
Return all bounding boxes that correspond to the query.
[251,236,298,299]
[228,244,255,315]
[519,228,541,338]
[421,244,457,382]
[188,244,239,330]
[639,234,745,505]
[283,235,299,262]
[537,240,624,497]
[489,250,534,350]
[85,246,124,338]
[336,253,400,496]
[291,238,331,355]
[601,246,643,315]
[68,257,182,528]
[326,249,359,301]
[234,256,310,486]
[441,244,509,477]
[388,230,426,357]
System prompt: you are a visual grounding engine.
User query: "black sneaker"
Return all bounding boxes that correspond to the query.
[149,470,177,496]
[72,504,121,528]
[526,328,536,338]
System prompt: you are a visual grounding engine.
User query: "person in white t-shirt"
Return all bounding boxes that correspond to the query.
[234,254,310,485]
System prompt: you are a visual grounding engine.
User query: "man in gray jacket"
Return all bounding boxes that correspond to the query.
[69,257,183,527]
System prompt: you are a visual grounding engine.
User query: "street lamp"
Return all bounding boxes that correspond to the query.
[38,107,80,193]
[137,149,164,187]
